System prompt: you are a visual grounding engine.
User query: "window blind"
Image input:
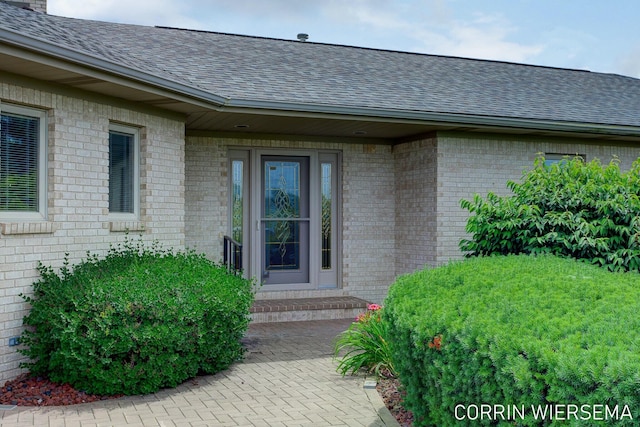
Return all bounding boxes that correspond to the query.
[109,130,134,213]
[0,112,39,211]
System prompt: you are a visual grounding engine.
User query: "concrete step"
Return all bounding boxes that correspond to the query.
[250,296,369,323]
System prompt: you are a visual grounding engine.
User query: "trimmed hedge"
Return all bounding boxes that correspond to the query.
[20,239,254,395]
[384,255,640,426]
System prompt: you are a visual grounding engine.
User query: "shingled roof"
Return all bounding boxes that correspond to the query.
[1,3,640,136]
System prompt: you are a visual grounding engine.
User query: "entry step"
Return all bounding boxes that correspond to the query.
[250,296,370,323]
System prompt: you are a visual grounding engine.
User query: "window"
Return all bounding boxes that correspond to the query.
[109,124,139,217]
[0,103,47,220]
[544,153,585,168]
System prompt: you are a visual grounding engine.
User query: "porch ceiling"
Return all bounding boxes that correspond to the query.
[2,51,640,143]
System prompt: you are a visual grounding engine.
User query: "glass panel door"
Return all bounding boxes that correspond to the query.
[261,156,310,284]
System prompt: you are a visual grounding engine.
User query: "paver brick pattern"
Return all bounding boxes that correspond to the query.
[0,319,394,427]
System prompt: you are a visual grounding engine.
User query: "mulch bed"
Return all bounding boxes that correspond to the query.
[0,374,121,406]
[376,374,414,426]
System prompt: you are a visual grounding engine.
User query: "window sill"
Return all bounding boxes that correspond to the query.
[109,221,146,233]
[1,222,57,235]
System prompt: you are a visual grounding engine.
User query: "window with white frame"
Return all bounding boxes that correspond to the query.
[108,123,139,217]
[0,103,47,220]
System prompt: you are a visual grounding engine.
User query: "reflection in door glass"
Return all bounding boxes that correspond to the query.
[231,160,243,243]
[321,162,332,269]
[264,220,300,270]
[264,161,301,271]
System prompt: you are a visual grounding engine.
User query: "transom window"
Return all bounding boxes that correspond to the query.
[0,103,47,220]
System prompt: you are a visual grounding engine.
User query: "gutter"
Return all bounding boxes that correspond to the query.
[2,25,640,139]
[225,99,640,138]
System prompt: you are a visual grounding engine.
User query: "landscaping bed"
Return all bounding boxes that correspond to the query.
[377,375,414,426]
[0,374,121,406]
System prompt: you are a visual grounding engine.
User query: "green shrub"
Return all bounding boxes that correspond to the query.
[385,255,640,426]
[460,155,640,272]
[334,303,395,377]
[20,237,255,396]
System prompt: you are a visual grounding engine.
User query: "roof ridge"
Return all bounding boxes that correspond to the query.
[154,24,595,75]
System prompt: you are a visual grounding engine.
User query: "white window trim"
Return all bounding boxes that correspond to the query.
[108,123,140,221]
[0,102,47,222]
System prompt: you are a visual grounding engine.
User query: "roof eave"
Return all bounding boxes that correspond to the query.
[0,27,229,107]
[225,98,640,138]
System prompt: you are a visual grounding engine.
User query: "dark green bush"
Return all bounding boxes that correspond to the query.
[385,255,640,426]
[460,155,640,272]
[20,238,254,395]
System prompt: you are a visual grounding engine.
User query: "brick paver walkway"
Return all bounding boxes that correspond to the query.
[0,319,398,426]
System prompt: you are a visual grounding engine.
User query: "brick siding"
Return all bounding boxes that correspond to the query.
[393,137,438,275]
[435,132,640,263]
[0,79,185,381]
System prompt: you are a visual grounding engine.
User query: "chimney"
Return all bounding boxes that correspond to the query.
[31,0,46,12]
[1,0,46,12]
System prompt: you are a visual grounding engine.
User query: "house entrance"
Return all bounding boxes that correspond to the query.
[261,156,310,285]
[229,149,340,291]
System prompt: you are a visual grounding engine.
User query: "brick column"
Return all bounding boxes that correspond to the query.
[29,0,46,12]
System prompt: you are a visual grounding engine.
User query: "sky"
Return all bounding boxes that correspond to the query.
[46,0,640,79]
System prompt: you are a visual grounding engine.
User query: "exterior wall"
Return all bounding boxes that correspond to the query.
[184,137,396,304]
[342,143,396,303]
[393,136,438,275]
[435,132,640,264]
[184,136,225,257]
[0,78,185,381]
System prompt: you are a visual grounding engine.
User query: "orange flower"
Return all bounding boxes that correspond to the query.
[428,335,442,351]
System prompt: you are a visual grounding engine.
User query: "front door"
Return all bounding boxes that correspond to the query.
[261,156,310,285]
[228,149,340,291]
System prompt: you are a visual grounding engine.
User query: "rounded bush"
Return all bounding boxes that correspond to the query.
[20,239,255,395]
[385,255,640,426]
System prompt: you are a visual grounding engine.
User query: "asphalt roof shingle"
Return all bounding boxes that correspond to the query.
[1,3,640,128]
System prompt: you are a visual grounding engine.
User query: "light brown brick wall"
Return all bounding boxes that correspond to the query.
[0,79,185,381]
[342,143,396,303]
[435,132,640,264]
[393,137,438,275]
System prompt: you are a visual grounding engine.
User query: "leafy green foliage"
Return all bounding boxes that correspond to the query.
[0,171,37,211]
[334,304,395,377]
[460,155,640,272]
[20,237,255,395]
[385,255,640,426]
